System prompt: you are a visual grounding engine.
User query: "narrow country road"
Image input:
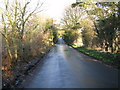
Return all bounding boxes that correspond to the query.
[19,37,118,88]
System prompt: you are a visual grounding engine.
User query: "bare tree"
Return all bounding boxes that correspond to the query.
[1,0,44,62]
[62,6,84,29]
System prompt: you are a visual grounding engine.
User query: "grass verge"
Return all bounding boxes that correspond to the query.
[71,44,120,69]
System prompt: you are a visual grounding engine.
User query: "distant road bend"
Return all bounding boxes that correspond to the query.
[20,37,118,88]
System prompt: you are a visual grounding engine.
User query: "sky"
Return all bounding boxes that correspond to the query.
[0,0,76,24]
[40,0,76,23]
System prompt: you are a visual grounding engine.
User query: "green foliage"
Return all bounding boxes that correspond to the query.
[51,26,58,44]
[44,19,58,44]
[63,30,79,44]
[97,15,117,51]
[80,18,95,47]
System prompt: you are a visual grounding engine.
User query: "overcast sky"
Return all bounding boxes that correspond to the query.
[40,0,76,23]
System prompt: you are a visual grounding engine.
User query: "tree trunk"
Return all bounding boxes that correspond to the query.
[105,43,109,51]
[110,44,114,53]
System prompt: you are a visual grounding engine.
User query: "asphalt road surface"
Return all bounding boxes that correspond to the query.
[19,37,118,88]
